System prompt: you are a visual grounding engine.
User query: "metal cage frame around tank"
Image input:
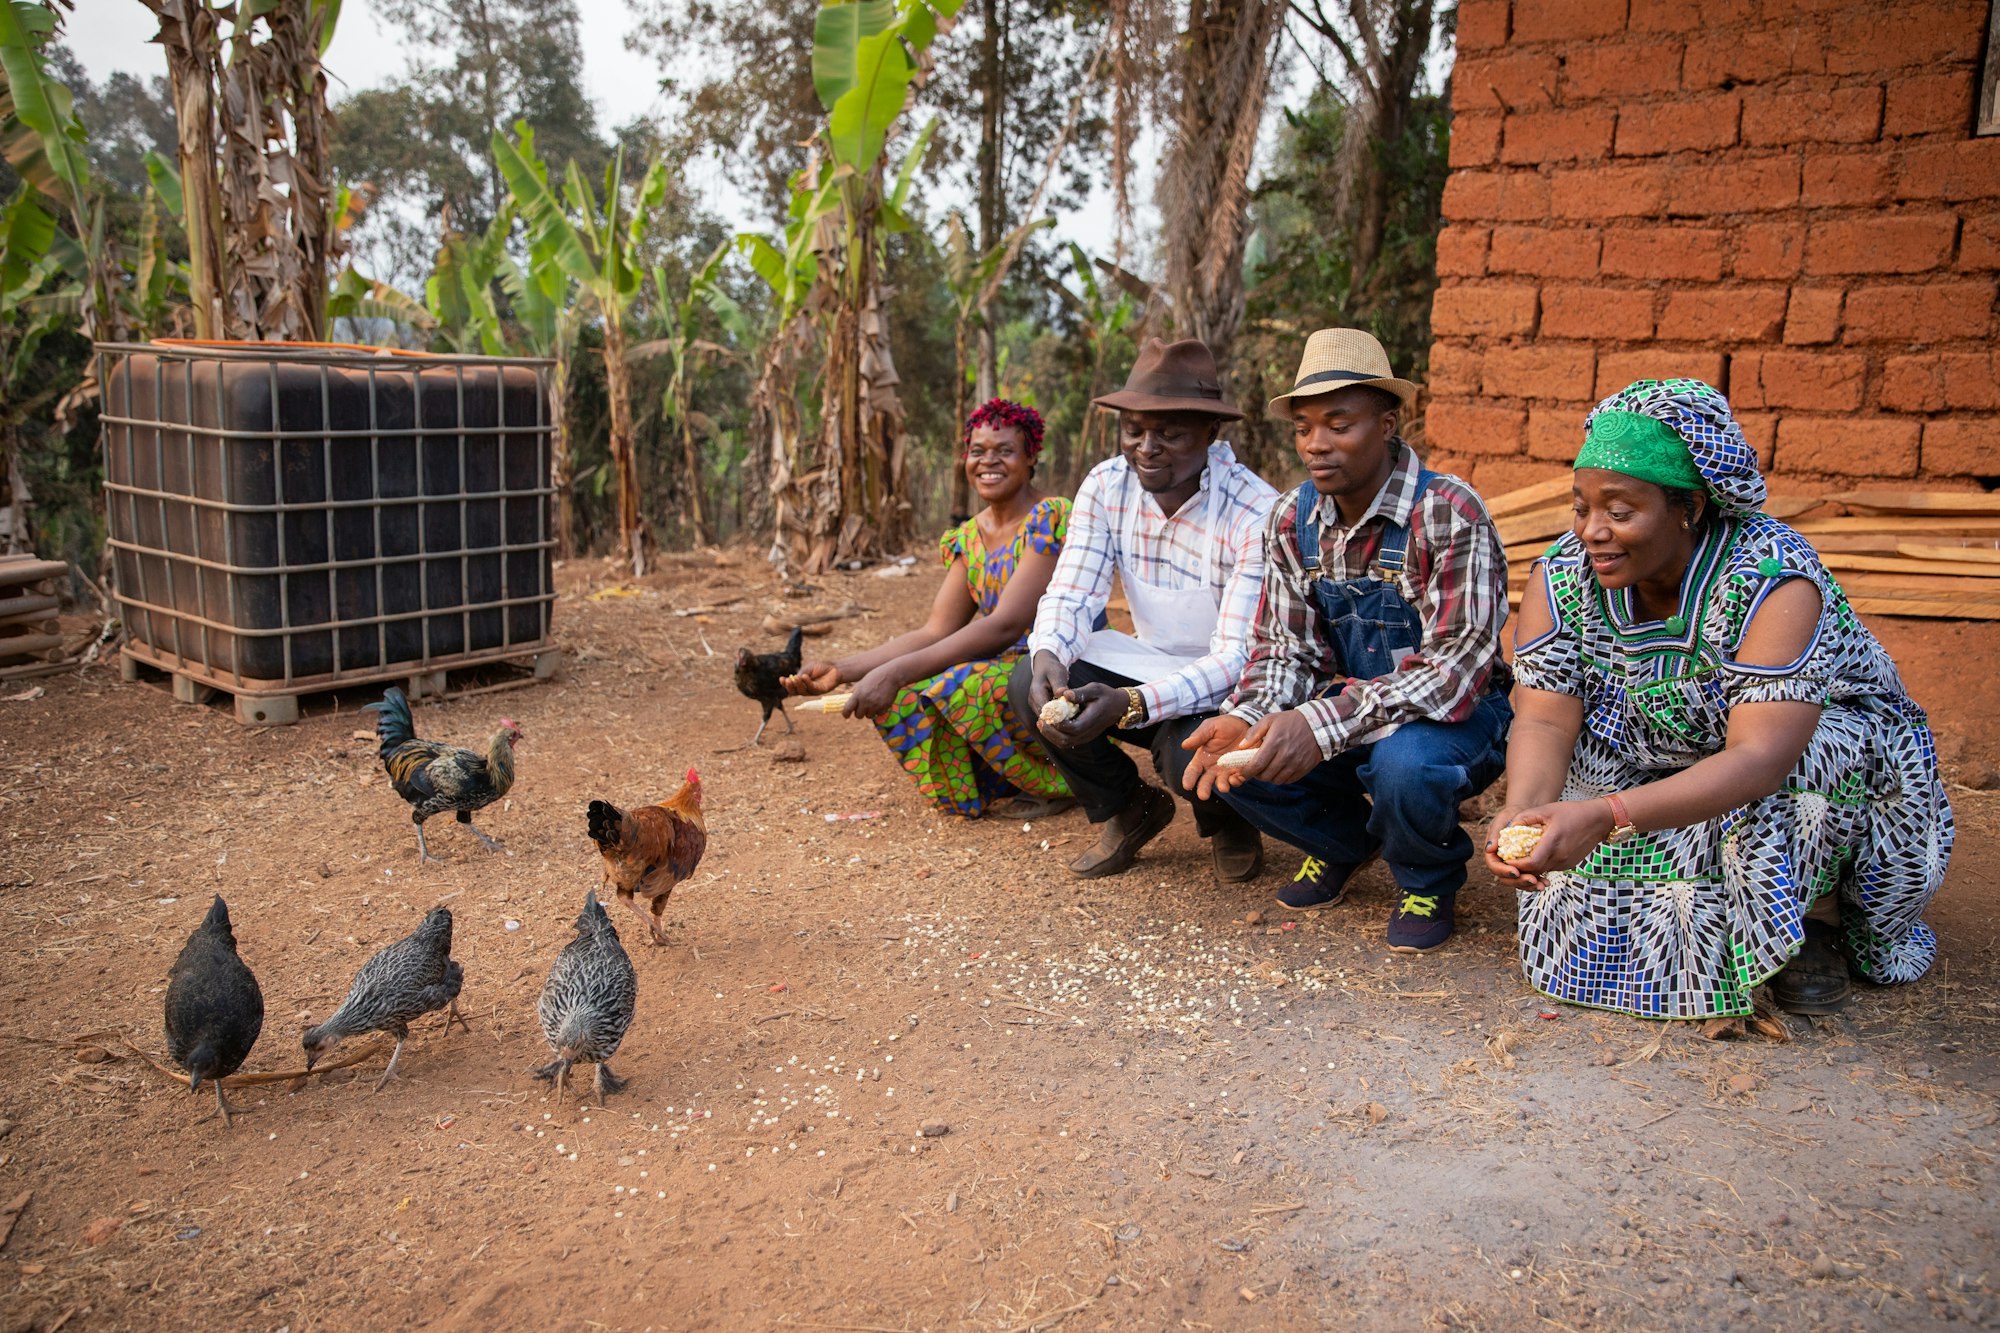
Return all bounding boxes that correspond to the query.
[96,340,560,710]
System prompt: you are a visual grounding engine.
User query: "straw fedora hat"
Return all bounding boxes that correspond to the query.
[1267,328,1419,416]
[1092,338,1243,420]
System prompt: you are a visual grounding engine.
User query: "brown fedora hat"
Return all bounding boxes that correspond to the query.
[1092,338,1244,420]
[1267,327,1420,417]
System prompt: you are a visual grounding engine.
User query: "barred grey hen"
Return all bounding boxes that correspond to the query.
[164,895,265,1126]
[533,890,637,1104]
[303,906,467,1090]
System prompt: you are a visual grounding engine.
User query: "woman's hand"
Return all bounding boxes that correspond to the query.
[843,664,908,720]
[783,661,844,697]
[1482,808,1536,889]
[1492,799,1616,886]
[1180,714,1253,800]
[1042,682,1126,748]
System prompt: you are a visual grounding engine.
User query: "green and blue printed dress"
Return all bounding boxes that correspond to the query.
[875,499,1073,818]
[1516,513,1950,1019]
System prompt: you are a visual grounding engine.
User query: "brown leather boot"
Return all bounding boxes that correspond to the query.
[1068,785,1175,879]
[1208,817,1264,883]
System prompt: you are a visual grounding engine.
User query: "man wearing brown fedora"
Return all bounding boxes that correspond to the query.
[1011,337,1279,883]
[1181,328,1512,952]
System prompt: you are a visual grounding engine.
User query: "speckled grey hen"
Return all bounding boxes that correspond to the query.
[303,906,467,1090]
[164,895,265,1126]
[533,890,637,1104]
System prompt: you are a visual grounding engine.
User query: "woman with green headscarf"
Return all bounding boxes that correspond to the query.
[1483,379,1950,1022]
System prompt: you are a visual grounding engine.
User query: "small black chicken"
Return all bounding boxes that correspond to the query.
[303,906,467,1090]
[533,890,637,1105]
[733,625,804,746]
[366,686,520,863]
[164,895,265,1126]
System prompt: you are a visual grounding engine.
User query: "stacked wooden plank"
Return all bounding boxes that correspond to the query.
[1483,482,2000,621]
[0,554,71,677]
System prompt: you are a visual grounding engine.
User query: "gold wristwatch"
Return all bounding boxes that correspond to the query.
[1118,686,1147,728]
[1605,793,1639,844]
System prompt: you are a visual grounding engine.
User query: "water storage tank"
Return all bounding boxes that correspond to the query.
[98,340,559,723]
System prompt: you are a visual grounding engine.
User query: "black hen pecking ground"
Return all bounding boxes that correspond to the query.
[164,895,265,1126]
[733,625,804,746]
[534,890,638,1104]
[303,906,467,1090]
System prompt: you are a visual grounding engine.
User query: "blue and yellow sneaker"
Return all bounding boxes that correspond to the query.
[1275,856,1356,911]
[1386,890,1456,953]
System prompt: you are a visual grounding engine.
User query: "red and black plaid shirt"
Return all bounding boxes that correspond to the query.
[1227,444,1512,757]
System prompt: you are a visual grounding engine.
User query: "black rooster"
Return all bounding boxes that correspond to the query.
[303,906,467,1090]
[733,626,804,746]
[533,890,638,1105]
[164,895,265,1126]
[366,686,520,863]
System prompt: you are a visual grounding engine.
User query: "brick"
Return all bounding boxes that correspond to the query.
[1453,52,1560,112]
[1431,342,1486,395]
[1937,355,2000,409]
[1526,405,1592,460]
[1842,280,1996,342]
[1893,139,2000,202]
[1550,163,1671,218]
[1783,287,1844,344]
[1481,343,1599,400]
[1425,399,1528,456]
[1449,113,1503,168]
[1510,0,1628,42]
[1540,284,1656,339]
[1921,419,2000,477]
[1880,355,1946,411]
[1741,85,1884,147]
[1773,416,1920,476]
[1456,0,1511,49]
[1442,170,1554,222]
[1824,4,1983,75]
[1489,226,1601,278]
[1614,95,1740,156]
[1682,28,1826,88]
[1962,212,2000,271]
[1735,222,1806,280]
[1665,157,1800,215]
[1594,348,1727,397]
[1628,0,1752,32]
[1731,350,1868,410]
[1436,226,1491,277]
[1563,39,1685,100]
[1883,70,1977,137]
[1804,214,1958,275]
[1734,411,1778,468]
[1470,457,1571,497]
[1657,286,1789,341]
[1601,228,1726,280]
[1431,284,1541,337]
[1802,151,1890,207]
[1502,106,1617,164]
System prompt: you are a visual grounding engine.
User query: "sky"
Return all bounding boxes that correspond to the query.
[61,0,1142,265]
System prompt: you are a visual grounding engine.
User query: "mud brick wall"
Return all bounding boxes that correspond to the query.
[1424,0,2000,495]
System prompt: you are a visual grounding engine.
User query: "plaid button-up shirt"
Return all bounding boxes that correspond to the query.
[1226,443,1511,756]
[1028,442,1279,721]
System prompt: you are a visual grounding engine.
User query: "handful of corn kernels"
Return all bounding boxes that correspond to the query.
[1038,696,1080,727]
[1495,824,1545,864]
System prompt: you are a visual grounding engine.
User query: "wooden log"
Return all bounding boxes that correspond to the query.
[1479,475,1571,519]
[1832,489,2000,516]
[0,632,63,660]
[0,559,65,590]
[0,616,57,637]
[1495,505,1572,547]
[0,593,59,621]
[1897,542,2000,564]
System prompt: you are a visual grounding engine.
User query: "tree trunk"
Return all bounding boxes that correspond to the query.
[949,316,972,523]
[549,352,574,559]
[601,317,644,576]
[680,404,710,545]
[148,0,227,338]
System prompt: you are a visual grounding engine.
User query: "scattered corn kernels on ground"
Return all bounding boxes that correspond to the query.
[1497,824,1545,864]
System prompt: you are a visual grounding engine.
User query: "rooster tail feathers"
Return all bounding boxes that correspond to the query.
[783,625,804,665]
[367,686,416,754]
[585,799,625,850]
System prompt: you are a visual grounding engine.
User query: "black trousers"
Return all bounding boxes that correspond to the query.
[1007,655,1246,838]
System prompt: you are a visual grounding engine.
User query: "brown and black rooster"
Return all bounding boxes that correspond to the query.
[586,768,707,946]
[366,686,520,863]
[733,626,804,746]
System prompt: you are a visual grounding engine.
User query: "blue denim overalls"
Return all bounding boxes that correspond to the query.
[1295,472,1436,682]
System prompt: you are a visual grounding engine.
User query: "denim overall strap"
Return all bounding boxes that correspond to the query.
[1296,471,1440,680]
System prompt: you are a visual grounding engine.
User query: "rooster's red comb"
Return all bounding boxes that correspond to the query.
[686,765,700,783]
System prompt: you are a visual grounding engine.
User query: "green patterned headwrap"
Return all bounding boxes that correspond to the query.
[1573,410,1706,493]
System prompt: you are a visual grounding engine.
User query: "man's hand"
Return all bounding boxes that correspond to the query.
[1208,710,1325,793]
[1026,651,1069,715]
[843,664,907,720]
[783,661,843,696]
[1181,714,1253,800]
[1042,682,1126,748]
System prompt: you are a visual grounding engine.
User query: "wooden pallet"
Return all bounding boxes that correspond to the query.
[119,645,562,725]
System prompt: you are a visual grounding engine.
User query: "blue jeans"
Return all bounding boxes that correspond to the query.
[1219,689,1512,897]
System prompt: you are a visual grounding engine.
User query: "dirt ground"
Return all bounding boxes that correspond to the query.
[1,553,1997,1333]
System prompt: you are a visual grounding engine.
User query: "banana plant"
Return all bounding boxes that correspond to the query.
[498,233,583,558]
[629,241,749,546]
[423,204,513,355]
[493,121,667,574]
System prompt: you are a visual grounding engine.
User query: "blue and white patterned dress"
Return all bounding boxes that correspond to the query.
[1514,514,1950,1019]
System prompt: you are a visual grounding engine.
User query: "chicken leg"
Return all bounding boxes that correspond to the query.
[211,1081,243,1127]
[532,1055,573,1105]
[646,894,674,946]
[457,810,504,852]
[441,997,471,1034]
[414,822,438,865]
[595,1062,628,1099]
[374,1028,409,1092]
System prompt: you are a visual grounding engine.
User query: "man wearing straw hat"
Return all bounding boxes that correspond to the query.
[1011,338,1279,883]
[1182,329,1512,952]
